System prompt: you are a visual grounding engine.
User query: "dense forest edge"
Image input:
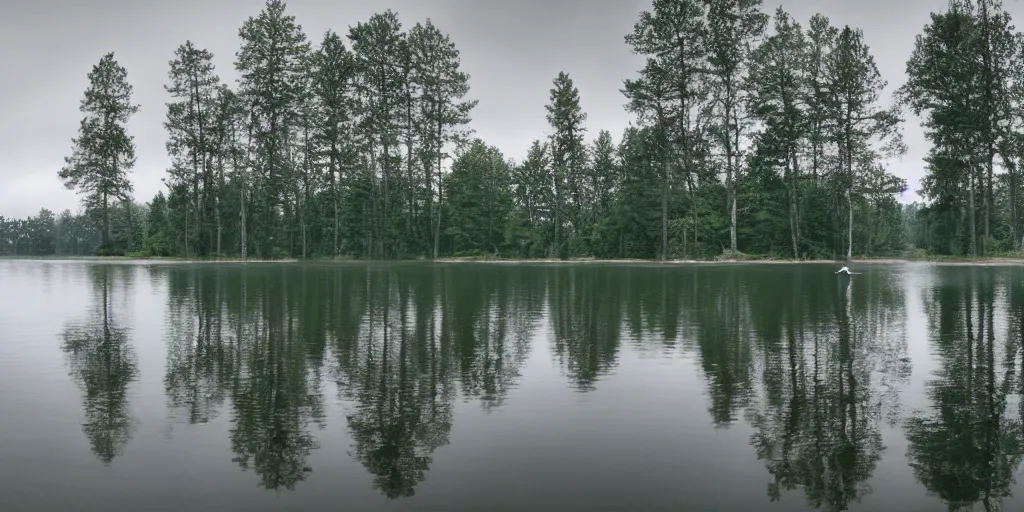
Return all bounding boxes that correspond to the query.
[0,0,1020,262]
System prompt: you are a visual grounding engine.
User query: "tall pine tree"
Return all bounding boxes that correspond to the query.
[164,40,219,257]
[235,0,311,258]
[545,72,587,259]
[58,52,139,249]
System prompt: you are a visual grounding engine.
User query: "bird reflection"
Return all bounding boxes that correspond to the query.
[60,265,139,465]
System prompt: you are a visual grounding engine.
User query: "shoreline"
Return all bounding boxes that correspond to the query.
[0,255,299,263]
[4,255,1024,266]
[434,257,1024,266]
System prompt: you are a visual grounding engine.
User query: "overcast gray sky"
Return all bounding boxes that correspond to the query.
[1,0,1018,219]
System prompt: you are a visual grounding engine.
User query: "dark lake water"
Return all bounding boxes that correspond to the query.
[2,259,1023,511]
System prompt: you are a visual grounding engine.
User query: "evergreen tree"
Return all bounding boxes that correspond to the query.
[349,10,406,258]
[748,8,807,257]
[509,140,553,257]
[311,30,357,257]
[209,84,245,256]
[58,52,139,248]
[704,0,769,253]
[624,0,710,259]
[588,129,619,253]
[803,14,838,185]
[408,19,477,258]
[545,71,587,258]
[164,40,220,257]
[235,0,311,258]
[442,140,513,255]
[827,26,904,259]
[31,3,932,262]
[902,0,1019,256]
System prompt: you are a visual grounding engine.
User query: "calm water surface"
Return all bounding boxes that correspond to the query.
[1,259,1023,511]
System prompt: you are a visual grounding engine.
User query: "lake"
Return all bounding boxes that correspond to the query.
[1,259,1022,511]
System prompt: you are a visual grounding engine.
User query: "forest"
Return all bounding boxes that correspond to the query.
[0,0,1019,260]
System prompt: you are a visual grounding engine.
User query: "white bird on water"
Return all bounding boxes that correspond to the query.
[835,266,861,275]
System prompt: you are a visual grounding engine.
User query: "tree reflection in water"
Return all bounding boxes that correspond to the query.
[906,268,1024,511]
[61,265,140,465]
[744,268,908,511]
[152,262,1024,508]
[161,264,543,497]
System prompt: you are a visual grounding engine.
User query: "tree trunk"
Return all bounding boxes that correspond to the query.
[730,184,738,253]
[981,0,993,256]
[791,149,803,258]
[845,99,854,261]
[788,157,799,259]
[1011,156,1019,249]
[433,143,443,259]
[240,188,248,259]
[102,191,110,247]
[301,125,310,260]
[969,166,977,257]
[189,91,201,257]
[266,113,279,259]
[726,89,737,254]
[333,158,340,257]
[554,165,561,259]
[216,151,223,257]
[241,112,253,260]
[999,148,1019,250]
[847,188,853,260]
[433,181,442,259]
[662,162,669,261]
[405,77,417,255]
[381,136,391,260]
[985,152,993,256]
[192,66,210,259]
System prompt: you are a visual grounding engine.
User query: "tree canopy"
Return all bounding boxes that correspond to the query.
[6,1,1022,260]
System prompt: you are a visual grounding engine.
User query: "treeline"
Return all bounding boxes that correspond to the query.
[0,207,137,256]
[901,0,1024,256]
[12,0,1019,260]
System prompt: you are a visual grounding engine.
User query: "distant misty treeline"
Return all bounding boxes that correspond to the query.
[0,208,120,257]
[4,0,1021,259]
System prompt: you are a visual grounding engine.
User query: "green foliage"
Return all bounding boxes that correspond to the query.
[164,40,220,258]
[44,1,1005,261]
[0,205,138,257]
[901,0,1022,256]
[57,52,139,247]
[441,140,513,256]
[144,192,175,257]
[544,71,588,259]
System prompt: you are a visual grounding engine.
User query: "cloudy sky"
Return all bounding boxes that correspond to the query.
[1,0,1019,219]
